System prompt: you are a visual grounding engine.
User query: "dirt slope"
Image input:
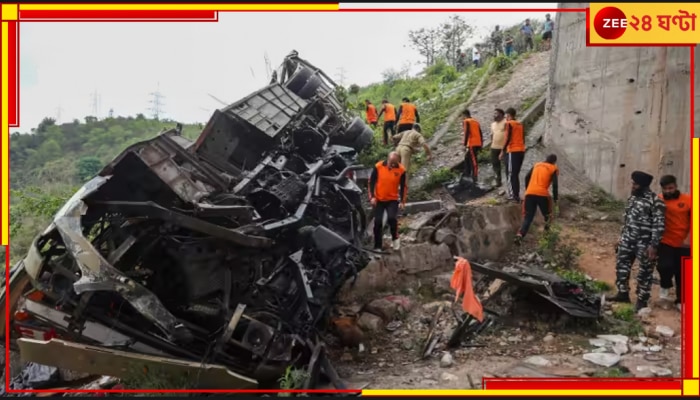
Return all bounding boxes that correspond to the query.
[412,52,551,189]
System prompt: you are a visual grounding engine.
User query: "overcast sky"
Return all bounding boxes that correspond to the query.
[17,3,557,133]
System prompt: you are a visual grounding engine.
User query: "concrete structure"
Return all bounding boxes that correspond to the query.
[544,3,692,198]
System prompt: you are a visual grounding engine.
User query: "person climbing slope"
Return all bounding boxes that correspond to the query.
[500,107,526,202]
[377,99,397,145]
[365,99,378,128]
[514,154,558,245]
[462,109,483,183]
[396,97,420,133]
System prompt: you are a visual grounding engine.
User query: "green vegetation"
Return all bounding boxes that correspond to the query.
[424,167,458,191]
[121,369,194,392]
[278,366,309,395]
[537,223,582,269]
[521,92,542,112]
[608,303,644,336]
[356,61,487,141]
[588,187,626,213]
[535,223,611,293]
[10,184,79,264]
[11,115,202,188]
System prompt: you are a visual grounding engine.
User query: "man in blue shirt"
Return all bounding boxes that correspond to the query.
[520,19,534,52]
[542,14,555,51]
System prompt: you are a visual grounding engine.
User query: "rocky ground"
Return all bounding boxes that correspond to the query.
[328,197,683,390]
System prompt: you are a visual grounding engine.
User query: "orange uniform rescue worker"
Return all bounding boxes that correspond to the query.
[377,99,397,145]
[500,107,526,202]
[365,100,378,128]
[369,152,407,251]
[514,154,558,245]
[396,97,420,134]
[462,109,484,182]
[657,175,690,311]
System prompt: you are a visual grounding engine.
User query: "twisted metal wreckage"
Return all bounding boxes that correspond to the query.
[2,51,376,390]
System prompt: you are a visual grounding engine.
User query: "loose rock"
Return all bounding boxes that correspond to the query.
[440,372,459,381]
[440,352,454,368]
[597,334,629,345]
[655,325,674,338]
[637,307,652,317]
[612,342,629,355]
[365,298,399,321]
[637,365,673,377]
[583,352,621,367]
[358,313,384,332]
[589,338,608,347]
[524,356,552,367]
[422,301,451,314]
[543,334,555,343]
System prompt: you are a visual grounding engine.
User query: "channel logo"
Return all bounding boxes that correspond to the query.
[593,6,628,40]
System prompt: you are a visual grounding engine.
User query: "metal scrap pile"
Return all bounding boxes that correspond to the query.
[4,52,375,390]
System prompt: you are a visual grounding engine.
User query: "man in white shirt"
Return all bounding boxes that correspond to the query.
[472,47,480,67]
[490,108,507,187]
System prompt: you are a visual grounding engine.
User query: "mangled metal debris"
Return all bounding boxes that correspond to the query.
[5,51,374,390]
[446,258,602,348]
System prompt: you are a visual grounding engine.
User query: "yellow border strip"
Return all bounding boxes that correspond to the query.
[1,21,8,246]
[19,4,339,11]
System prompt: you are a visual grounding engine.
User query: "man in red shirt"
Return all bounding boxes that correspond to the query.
[656,175,691,311]
[365,100,378,128]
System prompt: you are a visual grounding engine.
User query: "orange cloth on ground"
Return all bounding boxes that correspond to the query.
[449,257,484,322]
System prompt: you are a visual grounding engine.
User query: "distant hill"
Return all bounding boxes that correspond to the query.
[10,115,203,189]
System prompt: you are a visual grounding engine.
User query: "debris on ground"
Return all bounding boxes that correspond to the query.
[3,51,375,390]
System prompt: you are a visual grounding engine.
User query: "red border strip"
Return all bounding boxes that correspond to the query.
[8,21,17,127]
[483,378,684,391]
[19,10,218,21]
[682,257,693,378]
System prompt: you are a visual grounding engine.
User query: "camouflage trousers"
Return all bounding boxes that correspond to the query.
[615,239,655,304]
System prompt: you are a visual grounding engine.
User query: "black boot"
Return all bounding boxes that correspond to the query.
[608,291,631,303]
[635,300,648,312]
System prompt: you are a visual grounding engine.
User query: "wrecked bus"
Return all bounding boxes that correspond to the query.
[3,52,375,390]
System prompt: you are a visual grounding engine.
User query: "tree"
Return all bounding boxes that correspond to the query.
[36,117,56,133]
[408,27,441,67]
[439,15,474,68]
[76,156,102,181]
[381,69,402,86]
[348,84,360,96]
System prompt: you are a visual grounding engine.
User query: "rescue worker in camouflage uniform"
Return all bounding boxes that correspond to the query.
[609,171,666,311]
[491,25,503,55]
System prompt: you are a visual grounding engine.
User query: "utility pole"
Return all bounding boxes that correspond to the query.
[148,83,165,120]
[90,90,101,117]
[335,66,346,87]
[55,105,63,122]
